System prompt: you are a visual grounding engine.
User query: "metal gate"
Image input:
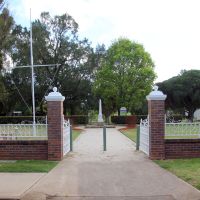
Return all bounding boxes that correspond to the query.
[63,118,71,156]
[139,117,149,155]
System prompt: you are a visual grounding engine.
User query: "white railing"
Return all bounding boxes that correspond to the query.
[140,117,149,155]
[165,122,200,138]
[0,124,47,139]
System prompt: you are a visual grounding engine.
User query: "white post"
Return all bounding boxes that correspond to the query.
[12,9,60,135]
[98,99,104,123]
[30,9,36,135]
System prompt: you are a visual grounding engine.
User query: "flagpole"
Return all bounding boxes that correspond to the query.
[30,8,36,131]
[12,9,60,136]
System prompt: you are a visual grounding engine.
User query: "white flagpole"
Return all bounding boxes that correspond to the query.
[30,8,36,133]
[12,9,60,135]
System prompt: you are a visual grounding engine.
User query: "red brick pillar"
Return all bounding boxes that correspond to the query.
[147,86,167,160]
[45,87,65,161]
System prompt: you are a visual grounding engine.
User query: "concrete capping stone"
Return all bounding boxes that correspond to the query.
[45,87,65,102]
[146,85,167,101]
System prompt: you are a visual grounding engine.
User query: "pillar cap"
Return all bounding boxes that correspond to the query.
[45,87,65,102]
[146,85,167,101]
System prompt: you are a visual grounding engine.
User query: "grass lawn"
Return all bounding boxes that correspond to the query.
[155,158,200,190]
[0,160,58,173]
[72,129,82,141]
[120,128,137,143]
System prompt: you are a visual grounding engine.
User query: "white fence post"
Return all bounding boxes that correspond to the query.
[63,118,71,156]
[139,116,149,155]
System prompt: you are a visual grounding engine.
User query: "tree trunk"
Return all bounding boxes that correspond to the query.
[70,104,75,115]
[40,102,46,114]
[63,102,67,115]
[188,108,196,122]
[118,108,120,116]
[105,115,110,124]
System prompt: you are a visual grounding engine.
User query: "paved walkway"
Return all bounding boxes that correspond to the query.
[0,173,45,199]
[20,128,200,200]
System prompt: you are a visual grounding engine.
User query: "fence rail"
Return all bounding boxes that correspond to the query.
[0,124,47,139]
[165,122,200,137]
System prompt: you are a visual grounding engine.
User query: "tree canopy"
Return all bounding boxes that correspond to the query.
[3,12,96,115]
[0,0,14,70]
[0,8,156,118]
[92,38,156,119]
[0,0,14,114]
[158,70,200,120]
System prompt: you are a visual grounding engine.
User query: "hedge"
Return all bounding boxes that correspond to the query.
[65,115,88,124]
[0,116,46,124]
[111,115,148,125]
[111,115,136,126]
[136,115,148,124]
[0,115,88,125]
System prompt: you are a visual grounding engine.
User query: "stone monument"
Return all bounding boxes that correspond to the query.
[98,99,104,123]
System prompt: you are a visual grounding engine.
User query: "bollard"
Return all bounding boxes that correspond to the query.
[103,125,106,151]
[70,125,73,151]
[136,125,140,150]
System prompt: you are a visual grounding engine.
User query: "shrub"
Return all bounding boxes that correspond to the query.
[111,115,137,126]
[135,115,148,124]
[0,116,46,124]
[65,115,88,124]
[111,116,126,124]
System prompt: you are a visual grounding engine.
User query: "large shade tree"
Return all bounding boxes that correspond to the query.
[0,0,14,115]
[0,0,14,70]
[93,38,156,120]
[158,70,200,120]
[4,12,95,115]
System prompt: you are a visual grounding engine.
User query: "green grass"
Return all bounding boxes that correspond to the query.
[0,160,58,173]
[155,158,200,190]
[72,130,82,141]
[120,128,137,142]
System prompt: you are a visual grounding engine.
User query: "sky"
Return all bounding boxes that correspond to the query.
[7,0,200,82]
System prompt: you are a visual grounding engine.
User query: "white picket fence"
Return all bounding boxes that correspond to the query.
[0,124,47,139]
[63,118,71,156]
[139,117,149,155]
[165,122,200,138]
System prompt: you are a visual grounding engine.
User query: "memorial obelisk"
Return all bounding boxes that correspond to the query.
[98,99,104,123]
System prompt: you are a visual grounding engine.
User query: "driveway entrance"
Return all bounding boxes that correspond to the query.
[22,128,200,200]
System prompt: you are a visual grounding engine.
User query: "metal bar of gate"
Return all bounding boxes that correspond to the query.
[103,125,106,151]
[136,125,140,150]
[70,125,73,151]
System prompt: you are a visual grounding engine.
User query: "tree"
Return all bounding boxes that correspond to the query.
[158,70,200,120]
[6,12,94,115]
[0,1,14,115]
[0,0,14,70]
[93,38,156,120]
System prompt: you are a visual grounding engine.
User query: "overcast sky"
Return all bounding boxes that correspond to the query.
[8,0,200,82]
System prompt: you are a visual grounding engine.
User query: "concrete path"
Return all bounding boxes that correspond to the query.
[0,173,45,199]
[21,128,200,200]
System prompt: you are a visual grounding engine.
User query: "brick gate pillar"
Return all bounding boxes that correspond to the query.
[147,86,167,160]
[45,87,65,161]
